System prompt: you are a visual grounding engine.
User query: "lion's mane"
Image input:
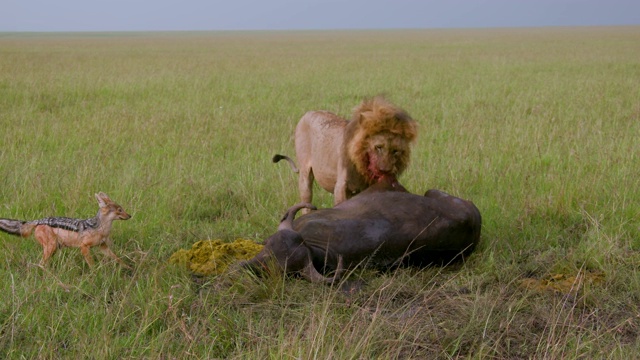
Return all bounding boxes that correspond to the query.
[345,96,418,180]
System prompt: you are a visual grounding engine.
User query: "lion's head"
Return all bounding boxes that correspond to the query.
[346,96,418,183]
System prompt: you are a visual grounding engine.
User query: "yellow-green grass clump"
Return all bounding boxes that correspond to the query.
[169,239,263,275]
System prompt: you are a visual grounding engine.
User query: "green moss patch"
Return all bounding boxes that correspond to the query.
[169,239,263,275]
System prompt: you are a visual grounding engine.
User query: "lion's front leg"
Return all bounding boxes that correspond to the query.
[333,171,348,205]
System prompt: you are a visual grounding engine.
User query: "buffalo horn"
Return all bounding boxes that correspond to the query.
[278,202,316,231]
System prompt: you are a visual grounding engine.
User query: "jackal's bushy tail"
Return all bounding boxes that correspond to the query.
[0,218,34,237]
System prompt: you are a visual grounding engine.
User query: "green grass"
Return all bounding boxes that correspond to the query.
[1,27,640,358]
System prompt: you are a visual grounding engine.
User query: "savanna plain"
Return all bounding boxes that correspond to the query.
[0,27,639,359]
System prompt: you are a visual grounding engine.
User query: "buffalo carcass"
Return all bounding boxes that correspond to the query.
[239,184,481,283]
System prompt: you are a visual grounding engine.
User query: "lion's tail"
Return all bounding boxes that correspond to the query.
[0,218,35,238]
[272,154,299,173]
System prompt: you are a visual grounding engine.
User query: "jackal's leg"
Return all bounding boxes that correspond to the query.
[34,226,58,265]
[99,243,131,269]
[80,245,95,267]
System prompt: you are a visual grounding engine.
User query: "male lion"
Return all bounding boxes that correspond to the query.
[274,96,418,208]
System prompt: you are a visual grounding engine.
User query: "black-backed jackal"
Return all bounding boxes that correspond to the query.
[0,192,131,268]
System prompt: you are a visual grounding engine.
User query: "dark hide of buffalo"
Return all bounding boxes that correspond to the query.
[239,182,481,283]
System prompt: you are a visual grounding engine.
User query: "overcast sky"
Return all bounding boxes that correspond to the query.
[2,0,639,32]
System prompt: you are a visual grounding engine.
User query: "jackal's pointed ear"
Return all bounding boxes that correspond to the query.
[95,192,111,207]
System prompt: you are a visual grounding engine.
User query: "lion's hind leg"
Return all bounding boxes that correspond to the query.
[298,167,314,214]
